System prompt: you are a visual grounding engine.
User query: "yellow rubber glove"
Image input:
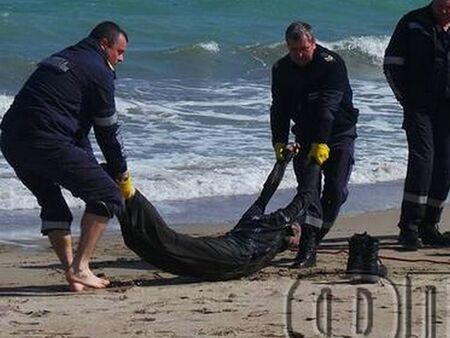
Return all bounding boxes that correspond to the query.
[274,142,286,162]
[116,171,135,199]
[308,143,330,166]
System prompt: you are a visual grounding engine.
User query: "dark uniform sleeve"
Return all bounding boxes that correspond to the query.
[383,17,408,104]
[312,59,346,143]
[91,74,127,176]
[270,63,290,145]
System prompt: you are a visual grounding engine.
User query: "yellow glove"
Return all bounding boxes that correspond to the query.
[116,171,135,199]
[274,142,286,162]
[308,143,330,166]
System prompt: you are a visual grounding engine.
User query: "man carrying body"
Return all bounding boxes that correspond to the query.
[384,0,450,250]
[0,21,133,291]
[270,22,359,267]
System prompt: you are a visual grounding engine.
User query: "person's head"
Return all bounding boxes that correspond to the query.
[432,0,450,26]
[285,21,316,67]
[89,21,128,68]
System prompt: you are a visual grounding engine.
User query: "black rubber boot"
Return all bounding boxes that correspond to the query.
[398,227,422,251]
[360,235,387,283]
[345,233,366,281]
[419,223,450,247]
[317,227,329,243]
[291,224,318,268]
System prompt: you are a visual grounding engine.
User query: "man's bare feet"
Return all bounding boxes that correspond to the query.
[69,281,85,292]
[65,268,109,291]
[97,275,111,286]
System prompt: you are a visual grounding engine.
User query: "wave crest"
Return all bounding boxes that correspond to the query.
[324,35,390,66]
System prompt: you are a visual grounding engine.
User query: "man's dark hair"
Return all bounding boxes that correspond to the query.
[285,21,315,42]
[89,21,128,46]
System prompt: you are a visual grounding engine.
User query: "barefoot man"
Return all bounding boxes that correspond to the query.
[0,21,133,291]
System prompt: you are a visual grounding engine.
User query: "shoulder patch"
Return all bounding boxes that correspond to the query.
[320,52,335,63]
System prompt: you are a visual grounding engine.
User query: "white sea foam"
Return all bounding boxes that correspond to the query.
[0,79,409,211]
[195,41,220,53]
[0,94,13,117]
[323,35,390,66]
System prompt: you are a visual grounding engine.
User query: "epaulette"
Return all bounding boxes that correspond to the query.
[320,52,335,63]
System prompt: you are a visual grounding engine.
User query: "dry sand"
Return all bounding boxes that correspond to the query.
[0,208,449,337]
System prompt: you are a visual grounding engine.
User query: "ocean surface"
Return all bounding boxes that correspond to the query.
[0,1,430,242]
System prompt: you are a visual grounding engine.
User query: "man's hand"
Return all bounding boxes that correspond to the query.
[116,171,135,199]
[285,143,301,154]
[274,142,287,162]
[308,143,330,166]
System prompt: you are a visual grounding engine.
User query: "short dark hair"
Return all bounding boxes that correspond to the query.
[285,21,315,42]
[89,21,128,46]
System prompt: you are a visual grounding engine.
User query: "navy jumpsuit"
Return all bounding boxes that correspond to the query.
[271,45,359,234]
[384,5,450,232]
[0,37,126,234]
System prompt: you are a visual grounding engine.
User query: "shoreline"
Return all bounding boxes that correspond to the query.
[0,178,408,245]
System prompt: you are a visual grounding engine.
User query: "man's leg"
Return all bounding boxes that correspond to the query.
[1,141,83,288]
[292,147,322,268]
[399,113,434,250]
[66,213,109,289]
[50,146,123,290]
[319,138,355,241]
[421,118,450,246]
[48,230,73,270]
[26,179,83,290]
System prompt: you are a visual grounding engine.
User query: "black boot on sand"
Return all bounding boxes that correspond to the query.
[291,224,318,268]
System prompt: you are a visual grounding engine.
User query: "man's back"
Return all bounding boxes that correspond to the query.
[1,37,115,146]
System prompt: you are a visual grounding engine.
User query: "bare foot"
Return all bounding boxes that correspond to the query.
[98,276,110,286]
[69,281,85,292]
[66,268,108,290]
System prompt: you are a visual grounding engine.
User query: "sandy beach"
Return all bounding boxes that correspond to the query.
[0,208,449,338]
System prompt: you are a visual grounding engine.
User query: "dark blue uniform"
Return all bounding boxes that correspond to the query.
[384,5,450,234]
[271,45,358,234]
[0,37,126,234]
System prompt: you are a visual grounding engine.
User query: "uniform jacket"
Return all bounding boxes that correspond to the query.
[384,4,450,114]
[0,37,127,175]
[270,44,358,145]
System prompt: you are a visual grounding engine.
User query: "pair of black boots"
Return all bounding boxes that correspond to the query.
[345,232,387,283]
[398,223,450,251]
[291,227,386,283]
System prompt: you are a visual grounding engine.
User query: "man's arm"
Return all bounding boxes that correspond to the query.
[383,17,408,104]
[311,59,348,144]
[270,62,291,146]
[91,76,128,177]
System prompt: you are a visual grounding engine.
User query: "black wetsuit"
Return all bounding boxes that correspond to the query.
[119,154,320,281]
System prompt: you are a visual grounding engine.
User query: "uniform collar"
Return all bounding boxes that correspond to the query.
[79,37,116,76]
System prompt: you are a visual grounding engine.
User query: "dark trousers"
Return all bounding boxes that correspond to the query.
[0,134,122,234]
[399,109,450,231]
[294,137,354,232]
